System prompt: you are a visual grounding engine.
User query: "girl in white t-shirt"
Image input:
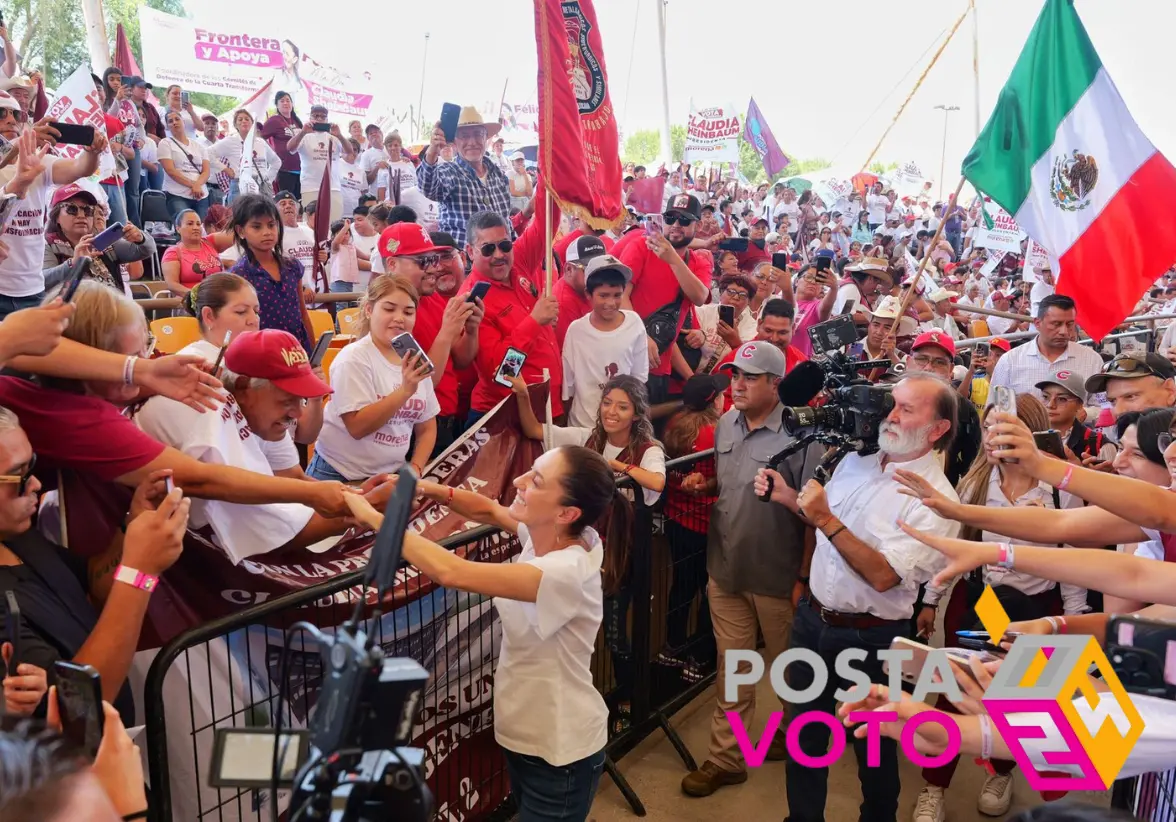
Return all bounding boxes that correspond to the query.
[309,274,438,481]
[345,445,617,820]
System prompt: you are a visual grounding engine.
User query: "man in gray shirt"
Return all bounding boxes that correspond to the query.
[679,340,815,798]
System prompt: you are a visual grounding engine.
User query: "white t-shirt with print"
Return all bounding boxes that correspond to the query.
[560,310,649,429]
[335,157,366,220]
[544,425,665,508]
[157,136,209,199]
[314,334,441,480]
[297,133,343,193]
[178,339,301,471]
[133,394,316,565]
[492,523,608,766]
[350,227,379,289]
[375,161,419,197]
[281,223,317,288]
[0,155,57,297]
[359,147,388,196]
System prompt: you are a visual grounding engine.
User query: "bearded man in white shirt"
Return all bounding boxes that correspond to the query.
[770,372,962,822]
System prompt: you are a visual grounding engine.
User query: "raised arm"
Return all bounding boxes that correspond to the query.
[508,377,545,441]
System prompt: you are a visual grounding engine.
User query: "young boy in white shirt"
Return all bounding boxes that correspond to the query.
[562,255,650,428]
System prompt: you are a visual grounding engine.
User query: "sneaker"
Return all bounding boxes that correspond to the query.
[681,760,747,797]
[977,772,1014,816]
[913,786,945,822]
[655,646,688,668]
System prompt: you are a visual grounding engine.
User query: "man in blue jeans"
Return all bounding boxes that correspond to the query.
[778,373,962,822]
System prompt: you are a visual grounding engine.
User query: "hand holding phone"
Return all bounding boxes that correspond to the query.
[494,348,527,388]
[181,90,190,108]
[309,331,334,367]
[1032,429,1068,460]
[439,103,461,144]
[644,214,664,237]
[48,122,97,147]
[91,222,125,253]
[718,304,735,327]
[467,280,491,304]
[54,661,105,757]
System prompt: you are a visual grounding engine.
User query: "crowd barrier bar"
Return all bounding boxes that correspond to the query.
[142,452,719,822]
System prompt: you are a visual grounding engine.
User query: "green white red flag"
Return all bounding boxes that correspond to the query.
[961,0,1176,340]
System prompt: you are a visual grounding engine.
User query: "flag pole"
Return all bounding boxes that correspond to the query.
[887,174,966,341]
[544,191,555,296]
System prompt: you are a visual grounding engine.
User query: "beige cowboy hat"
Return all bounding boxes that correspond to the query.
[456,106,501,138]
[846,256,894,285]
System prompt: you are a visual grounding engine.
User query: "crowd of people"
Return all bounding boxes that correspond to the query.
[0,42,1173,822]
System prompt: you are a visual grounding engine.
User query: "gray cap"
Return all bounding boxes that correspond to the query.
[584,254,632,287]
[719,340,787,377]
[1035,370,1089,404]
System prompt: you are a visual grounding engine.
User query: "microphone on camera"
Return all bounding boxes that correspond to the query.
[777,360,825,407]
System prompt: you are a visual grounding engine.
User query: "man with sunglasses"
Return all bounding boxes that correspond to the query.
[1085,352,1176,420]
[0,405,189,729]
[418,107,512,245]
[0,95,108,320]
[620,193,712,403]
[462,195,563,423]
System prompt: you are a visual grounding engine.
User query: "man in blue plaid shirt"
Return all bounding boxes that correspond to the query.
[417,106,513,245]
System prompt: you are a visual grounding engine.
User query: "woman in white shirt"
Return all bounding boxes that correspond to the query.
[210,109,281,205]
[179,272,323,476]
[157,110,211,221]
[309,274,438,481]
[909,393,1083,821]
[346,445,618,821]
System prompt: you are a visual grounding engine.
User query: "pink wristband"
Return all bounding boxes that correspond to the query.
[113,564,159,592]
[1056,463,1075,491]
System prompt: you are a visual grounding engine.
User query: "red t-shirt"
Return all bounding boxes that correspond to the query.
[413,291,463,417]
[552,278,591,349]
[610,228,646,261]
[663,422,716,533]
[0,377,165,558]
[461,189,563,416]
[100,113,125,187]
[620,242,713,376]
[714,344,809,411]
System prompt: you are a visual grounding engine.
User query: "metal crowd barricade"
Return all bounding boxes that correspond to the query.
[142,451,720,822]
[1113,768,1176,822]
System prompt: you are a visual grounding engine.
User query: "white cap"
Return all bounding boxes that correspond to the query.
[0,91,21,112]
[870,295,903,320]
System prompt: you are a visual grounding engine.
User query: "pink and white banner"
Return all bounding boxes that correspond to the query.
[138,7,373,118]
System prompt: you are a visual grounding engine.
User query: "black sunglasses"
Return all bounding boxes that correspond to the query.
[0,453,37,496]
[662,214,696,227]
[479,240,513,257]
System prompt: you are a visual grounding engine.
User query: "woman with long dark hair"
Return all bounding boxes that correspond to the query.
[161,209,232,294]
[260,91,304,198]
[227,194,313,350]
[158,109,210,220]
[346,444,616,822]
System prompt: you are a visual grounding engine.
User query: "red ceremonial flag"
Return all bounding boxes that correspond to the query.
[534,0,623,228]
[114,24,141,78]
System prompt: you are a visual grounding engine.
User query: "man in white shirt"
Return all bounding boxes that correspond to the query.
[989,294,1105,401]
[0,92,105,318]
[1029,261,1056,316]
[562,255,649,427]
[196,114,219,149]
[133,329,388,565]
[359,125,387,194]
[865,183,889,230]
[276,191,317,288]
[489,136,512,177]
[285,105,356,222]
[661,171,683,210]
[781,372,961,822]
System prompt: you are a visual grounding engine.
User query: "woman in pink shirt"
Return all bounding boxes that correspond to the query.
[789,262,840,356]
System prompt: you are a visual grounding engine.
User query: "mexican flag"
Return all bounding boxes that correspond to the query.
[962,0,1176,341]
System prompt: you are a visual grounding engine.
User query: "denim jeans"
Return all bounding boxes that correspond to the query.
[784,601,910,822]
[125,147,142,226]
[306,452,349,482]
[0,292,44,321]
[165,192,209,222]
[145,164,164,192]
[503,747,604,822]
[101,183,128,226]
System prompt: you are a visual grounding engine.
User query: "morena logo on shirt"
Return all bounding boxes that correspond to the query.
[281,347,310,367]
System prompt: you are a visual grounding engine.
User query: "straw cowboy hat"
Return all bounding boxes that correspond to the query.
[846,256,894,285]
[456,106,501,138]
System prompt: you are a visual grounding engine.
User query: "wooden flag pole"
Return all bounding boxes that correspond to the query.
[544,192,555,296]
[887,174,967,341]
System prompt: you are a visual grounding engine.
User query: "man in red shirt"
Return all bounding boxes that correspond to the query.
[460,191,562,424]
[553,235,606,347]
[620,193,712,403]
[714,299,808,410]
[399,228,485,455]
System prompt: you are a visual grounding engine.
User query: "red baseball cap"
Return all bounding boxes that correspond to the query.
[51,183,98,208]
[223,330,332,399]
[911,330,957,359]
[989,337,1011,352]
[379,222,447,260]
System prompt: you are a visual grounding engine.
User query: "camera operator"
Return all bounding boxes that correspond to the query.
[678,341,818,798]
[770,372,962,822]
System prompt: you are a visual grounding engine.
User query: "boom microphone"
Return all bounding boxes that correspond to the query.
[777,360,825,406]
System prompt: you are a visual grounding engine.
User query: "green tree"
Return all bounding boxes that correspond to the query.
[670,124,685,162]
[621,129,659,165]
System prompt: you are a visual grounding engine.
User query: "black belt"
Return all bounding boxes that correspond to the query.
[808,592,904,629]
